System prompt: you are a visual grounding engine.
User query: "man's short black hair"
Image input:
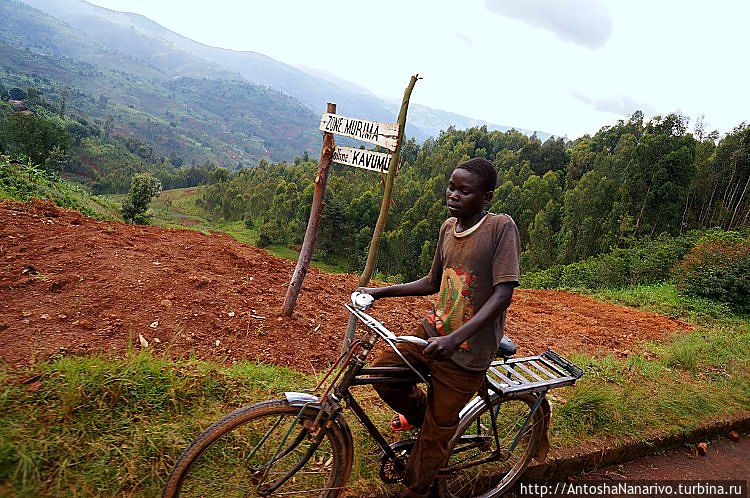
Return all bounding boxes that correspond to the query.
[456,157,497,194]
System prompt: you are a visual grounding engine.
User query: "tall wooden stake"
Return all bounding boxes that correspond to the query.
[342,74,420,351]
[282,102,336,316]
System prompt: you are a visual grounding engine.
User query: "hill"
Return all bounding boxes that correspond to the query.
[0,199,691,371]
[10,0,549,150]
[1,0,320,166]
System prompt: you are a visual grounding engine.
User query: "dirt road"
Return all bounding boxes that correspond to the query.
[575,435,750,481]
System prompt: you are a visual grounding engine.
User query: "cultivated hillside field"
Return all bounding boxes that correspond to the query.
[1,199,692,371]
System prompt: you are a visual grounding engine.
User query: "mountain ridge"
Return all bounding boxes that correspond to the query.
[19,0,551,141]
[4,0,553,168]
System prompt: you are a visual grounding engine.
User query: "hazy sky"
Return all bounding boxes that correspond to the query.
[87,0,748,139]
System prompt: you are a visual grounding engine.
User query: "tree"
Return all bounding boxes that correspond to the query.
[103,114,114,141]
[0,82,8,102]
[557,170,618,262]
[44,145,69,175]
[1,113,71,165]
[524,199,561,269]
[7,87,26,101]
[59,88,68,118]
[121,173,161,224]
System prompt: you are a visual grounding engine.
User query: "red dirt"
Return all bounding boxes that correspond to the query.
[0,200,693,373]
[575,434,750,480]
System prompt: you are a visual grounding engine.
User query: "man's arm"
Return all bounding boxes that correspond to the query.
[423,282,515,361]
[358,276,439,300]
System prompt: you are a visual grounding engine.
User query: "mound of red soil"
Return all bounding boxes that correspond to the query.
[0,200,692,372]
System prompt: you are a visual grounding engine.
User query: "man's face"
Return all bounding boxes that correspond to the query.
[446,168,491,219]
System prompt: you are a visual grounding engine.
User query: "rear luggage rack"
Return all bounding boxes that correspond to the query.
[487,350,584,396]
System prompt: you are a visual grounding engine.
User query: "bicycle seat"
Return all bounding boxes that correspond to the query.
[495,335,517,358]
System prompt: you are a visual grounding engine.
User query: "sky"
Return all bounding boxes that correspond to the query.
[86,0,749,139]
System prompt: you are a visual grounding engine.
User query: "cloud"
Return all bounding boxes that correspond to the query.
[455,32,473,47]
[572,90,656,116]
[485,0,612,49]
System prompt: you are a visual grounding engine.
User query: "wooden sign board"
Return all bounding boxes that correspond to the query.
[319,113,399,151]
[332,146,395,174]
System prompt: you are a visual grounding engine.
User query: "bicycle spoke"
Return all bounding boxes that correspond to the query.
[441,395,543,498]
[167,401,348,498]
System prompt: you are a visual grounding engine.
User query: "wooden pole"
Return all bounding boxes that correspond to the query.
[282,102,336,316]
[342,74,420,351]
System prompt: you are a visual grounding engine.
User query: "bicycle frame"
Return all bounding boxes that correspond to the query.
[278,302,525,487]
[166,295,584,498]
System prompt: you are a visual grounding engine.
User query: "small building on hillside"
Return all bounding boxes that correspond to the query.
[10,100,27,112]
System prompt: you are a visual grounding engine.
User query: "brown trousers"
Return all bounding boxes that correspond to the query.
[371,325,487,497]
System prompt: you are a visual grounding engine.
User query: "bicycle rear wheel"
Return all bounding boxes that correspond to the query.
[438,393,543,498]
[164,399,352,498]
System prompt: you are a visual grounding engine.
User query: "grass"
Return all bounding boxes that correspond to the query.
[546,283,750,447]
[0,353,308,497]
[0,160,119,220]
[1,306,748,496]
[143,187,350,274]
[550,329,749,446]
[587,282,738,323]
[264,244,349,274]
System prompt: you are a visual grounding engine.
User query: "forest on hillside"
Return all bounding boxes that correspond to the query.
[199,113,749,280]
[0,79,224,193]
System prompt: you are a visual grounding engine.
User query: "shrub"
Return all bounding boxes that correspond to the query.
[522,264,565,289]
[628,235,696,285]
[673,239,750,312]
[121,173,161,224]
[523,233,699,290]
[243,213,254,229]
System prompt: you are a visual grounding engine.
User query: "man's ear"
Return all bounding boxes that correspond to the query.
[484,190,494,206]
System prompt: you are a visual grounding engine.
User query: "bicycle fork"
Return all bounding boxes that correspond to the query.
[252,403,337,496]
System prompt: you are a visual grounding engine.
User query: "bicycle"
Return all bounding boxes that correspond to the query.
[164,292,584,497]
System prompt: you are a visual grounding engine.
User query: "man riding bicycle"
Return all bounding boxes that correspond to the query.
[359,157,521,498]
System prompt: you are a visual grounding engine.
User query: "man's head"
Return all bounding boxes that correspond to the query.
[446,158,497,219]
[456,157,497,193]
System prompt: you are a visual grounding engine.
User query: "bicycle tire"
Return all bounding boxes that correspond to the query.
[164,399,353,498]
[437,393,544,498]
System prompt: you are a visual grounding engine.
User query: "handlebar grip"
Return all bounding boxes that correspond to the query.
[351,291,374,310]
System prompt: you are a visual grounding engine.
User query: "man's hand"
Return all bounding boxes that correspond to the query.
[423,335,460,361]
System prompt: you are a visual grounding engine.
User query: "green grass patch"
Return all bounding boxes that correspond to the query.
[141,187,351,274]
[587,283,740,323]
[265,245,349,274]
[0,160,118,220]
[0,353,308,497]
[548,317,750,447]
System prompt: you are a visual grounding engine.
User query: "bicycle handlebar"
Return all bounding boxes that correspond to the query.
[347,291,429,384]
[349,292,429,348]
[393,335,429,346]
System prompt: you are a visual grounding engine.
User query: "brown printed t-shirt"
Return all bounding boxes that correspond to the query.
[422,213,521,371]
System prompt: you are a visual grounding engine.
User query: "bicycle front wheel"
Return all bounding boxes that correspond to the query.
[438,393,544,498]
[164,399,353,498]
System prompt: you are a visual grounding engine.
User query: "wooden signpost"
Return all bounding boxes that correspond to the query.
[281,102,337,316]
[341,74,419,350]
[282,75,420,320]
[332,146,395,174]
[319,114,399,151]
